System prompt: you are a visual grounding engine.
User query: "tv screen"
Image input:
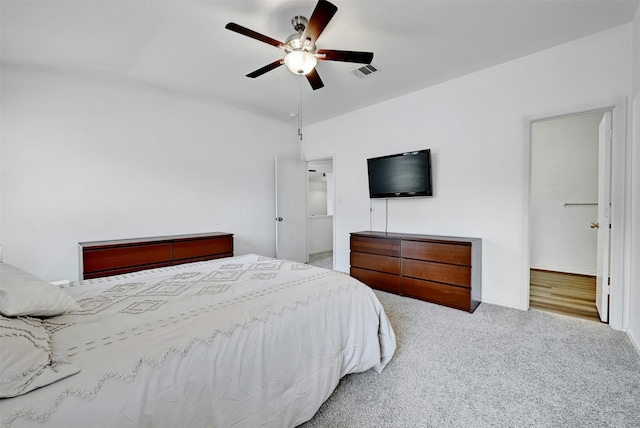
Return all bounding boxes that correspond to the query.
[367,149,433,198]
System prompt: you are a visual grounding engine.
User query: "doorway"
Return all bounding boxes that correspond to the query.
[529,110,610,322]
[306,157,334,269]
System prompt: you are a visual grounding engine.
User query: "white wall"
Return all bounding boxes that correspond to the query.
[308,216,333,255]
[308,181,328,216]
[628,5,640,352]
[530,112,603,276]
[1,66,299,281]
[302,25,632,311]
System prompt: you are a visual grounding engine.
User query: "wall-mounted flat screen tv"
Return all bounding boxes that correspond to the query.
[367,149,433,198]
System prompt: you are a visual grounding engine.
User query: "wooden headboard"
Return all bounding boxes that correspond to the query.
[79,232,234,279]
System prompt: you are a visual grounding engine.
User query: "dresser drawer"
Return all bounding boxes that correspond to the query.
[402,259,471,288]
[83,243,173,274]
[351,267,401,294]
[350,252,400,275]
[401,240,471,266]
[402,277,472,312]
[173,237,233,261]
[350,235,400,257]
[83,262,171,279]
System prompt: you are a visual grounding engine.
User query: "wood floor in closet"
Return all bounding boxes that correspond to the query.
[529,269,602,322]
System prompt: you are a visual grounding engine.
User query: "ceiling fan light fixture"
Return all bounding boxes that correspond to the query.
[284,50,317,75]
[225,0,371,90]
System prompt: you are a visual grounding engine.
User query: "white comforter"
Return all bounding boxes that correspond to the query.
[1,254,396,428]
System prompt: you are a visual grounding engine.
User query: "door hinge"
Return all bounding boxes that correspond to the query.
[606,277,611,295]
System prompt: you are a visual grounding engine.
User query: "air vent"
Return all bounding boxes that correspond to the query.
[351,63,379,78]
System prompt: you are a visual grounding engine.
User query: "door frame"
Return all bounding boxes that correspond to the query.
[596,110,612,322]
[305,154,336,268]
[522,98,627,330]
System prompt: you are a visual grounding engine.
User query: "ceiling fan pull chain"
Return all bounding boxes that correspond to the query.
[298,83,303,142]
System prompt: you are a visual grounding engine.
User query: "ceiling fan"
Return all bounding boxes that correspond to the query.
[225,0,373,90]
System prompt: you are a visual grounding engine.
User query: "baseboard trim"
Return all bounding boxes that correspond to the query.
[479,298,525,311]
[309,250,333,256]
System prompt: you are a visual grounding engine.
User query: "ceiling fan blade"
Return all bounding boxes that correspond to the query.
[225,22,284,48]
[306,68,325,90]
[317,49,374,64]
[301,0,338,44]
[246,60,284,78]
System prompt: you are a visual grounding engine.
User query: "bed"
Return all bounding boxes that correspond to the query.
[0,248,396,427]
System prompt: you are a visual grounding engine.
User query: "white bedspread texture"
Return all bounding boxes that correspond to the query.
[0,254,395,428]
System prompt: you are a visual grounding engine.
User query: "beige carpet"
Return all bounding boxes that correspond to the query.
[301,290,640,427]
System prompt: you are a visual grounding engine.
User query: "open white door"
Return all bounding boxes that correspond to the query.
[595,110,612,323]
[275,156,307,262]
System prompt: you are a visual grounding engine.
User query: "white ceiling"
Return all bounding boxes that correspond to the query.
[1,0,637,125]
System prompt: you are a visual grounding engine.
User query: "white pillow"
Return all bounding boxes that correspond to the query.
[0,263,81,317]
[0,315,80,398]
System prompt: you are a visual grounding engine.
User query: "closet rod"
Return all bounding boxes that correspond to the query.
[563,202,598,207]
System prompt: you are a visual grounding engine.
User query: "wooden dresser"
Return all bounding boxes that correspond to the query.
[350,231,481,312]
[79,232,234,279]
